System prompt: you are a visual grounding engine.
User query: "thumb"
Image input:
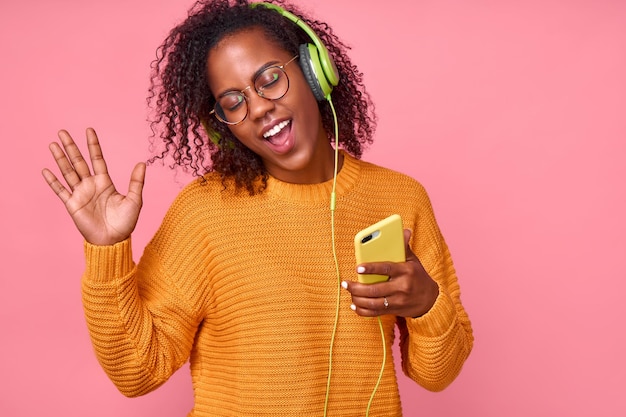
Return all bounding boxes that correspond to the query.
[403,229,419,262]
[127,162,146,204]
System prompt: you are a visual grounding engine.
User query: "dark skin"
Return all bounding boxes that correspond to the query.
[41,128,145,247]
[343,229,440,318]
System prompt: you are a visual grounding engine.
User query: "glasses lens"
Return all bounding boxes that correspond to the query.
[212,66,290,125]
[215,92,247,124]
[255,67,289,100]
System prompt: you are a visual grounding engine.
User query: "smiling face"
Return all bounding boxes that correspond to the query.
[206,27,337,184]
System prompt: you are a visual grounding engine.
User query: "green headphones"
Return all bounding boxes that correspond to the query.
[252,2,340,101]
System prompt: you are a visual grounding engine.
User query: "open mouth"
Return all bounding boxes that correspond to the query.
[263,120,291,142]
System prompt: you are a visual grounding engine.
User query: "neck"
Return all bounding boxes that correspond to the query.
[266,141,344,185]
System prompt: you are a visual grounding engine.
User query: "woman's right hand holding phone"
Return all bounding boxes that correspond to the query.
[41,128,146,246]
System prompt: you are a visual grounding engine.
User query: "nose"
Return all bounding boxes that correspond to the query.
[246,89,276,121]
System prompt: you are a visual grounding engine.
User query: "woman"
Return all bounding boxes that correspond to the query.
[42,0,473,415]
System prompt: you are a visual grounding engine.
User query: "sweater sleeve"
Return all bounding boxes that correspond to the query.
[81,237,200,397]
[397,187,474,392]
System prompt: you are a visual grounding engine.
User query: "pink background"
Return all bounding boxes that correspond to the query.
[1,0,625,416]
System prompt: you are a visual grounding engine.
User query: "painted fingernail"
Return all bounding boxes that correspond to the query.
[357,266,365,273]
[341,281,348,289]
[350,304,356,311]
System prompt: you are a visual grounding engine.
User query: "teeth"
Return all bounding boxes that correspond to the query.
[263,120,290,139]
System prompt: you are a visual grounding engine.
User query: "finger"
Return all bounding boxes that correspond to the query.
[57,129,92,180]
[343,281,394,316]
[126,162,146,204]
[85,128,109,176]
[403,229,417,260]
[355,262,395,282]
[41,168,72,204]
[48,141,82,191]
[403,229,424,266]
[343,278,392,299]
[352,293,389,310]
[350,295,391,317]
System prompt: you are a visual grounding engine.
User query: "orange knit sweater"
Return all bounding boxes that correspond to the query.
[81,153,473,416]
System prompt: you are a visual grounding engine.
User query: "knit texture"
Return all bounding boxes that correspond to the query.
[81,153,473,416]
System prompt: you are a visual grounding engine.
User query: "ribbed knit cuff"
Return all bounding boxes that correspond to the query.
[83,238,135,283]
[407,283,457,338]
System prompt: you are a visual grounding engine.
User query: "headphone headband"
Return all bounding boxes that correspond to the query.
[251,2,340,94]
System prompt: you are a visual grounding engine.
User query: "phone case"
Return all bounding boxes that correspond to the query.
[354,214,405,284]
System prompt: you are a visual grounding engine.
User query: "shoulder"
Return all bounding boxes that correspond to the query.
[172,173,220,204]
[169,172,269,215]
[155,172,254,242]
[355,157,429,197]
[164,172,235,217]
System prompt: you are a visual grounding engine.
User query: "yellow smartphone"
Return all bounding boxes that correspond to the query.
[354,214,405,284]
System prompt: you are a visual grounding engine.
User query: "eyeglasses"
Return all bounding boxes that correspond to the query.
[210,55,299,125]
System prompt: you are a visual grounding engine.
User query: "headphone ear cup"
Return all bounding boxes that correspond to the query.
[299,43,332,101]
[201,119,222,145]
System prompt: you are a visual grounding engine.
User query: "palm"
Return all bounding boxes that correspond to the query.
[42,128,145,246]
[66,172,141,244]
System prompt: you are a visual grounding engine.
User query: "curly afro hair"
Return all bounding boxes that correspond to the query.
[148,0,377,194]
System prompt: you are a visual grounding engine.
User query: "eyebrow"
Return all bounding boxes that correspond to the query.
[216,60,281,97]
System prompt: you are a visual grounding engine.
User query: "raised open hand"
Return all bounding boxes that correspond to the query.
[42,128,146,246]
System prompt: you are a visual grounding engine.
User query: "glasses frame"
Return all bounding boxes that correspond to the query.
[209,55,299,126]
